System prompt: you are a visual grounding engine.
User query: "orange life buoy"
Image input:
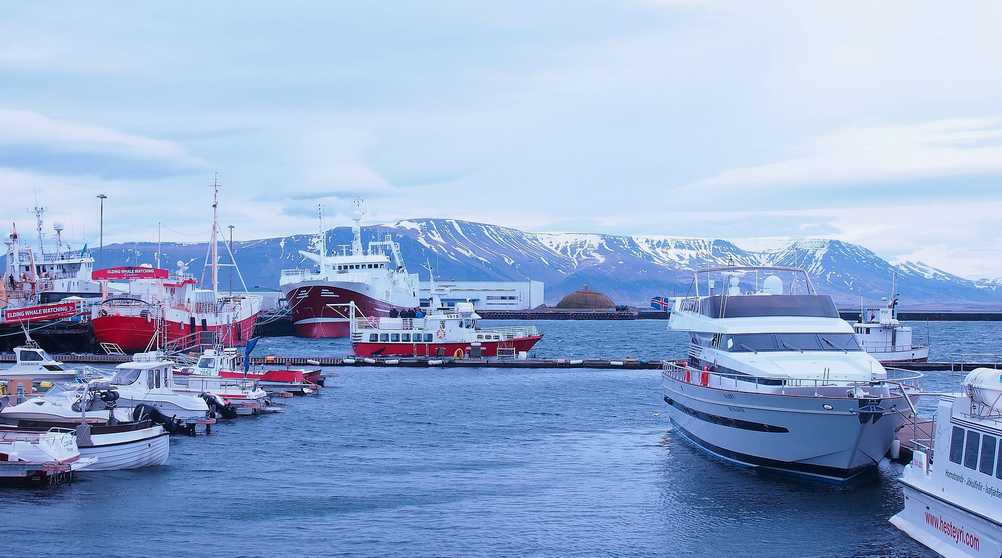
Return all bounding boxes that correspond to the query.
[453,348,464,359]
[700,367,710,387]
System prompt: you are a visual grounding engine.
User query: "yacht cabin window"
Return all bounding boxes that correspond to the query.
[19,350,44,362]
[402,333,411,342]
[369,334,378,342]
[110,369,141,386]
[391,333,400,342]
[720,333,861,353]
[197,357,215,368]
[424,333,434,342]
[380,334,389,342]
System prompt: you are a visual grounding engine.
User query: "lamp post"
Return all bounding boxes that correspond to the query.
[96,194,108,265]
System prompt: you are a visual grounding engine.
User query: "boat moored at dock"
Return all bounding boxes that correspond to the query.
[890,368,1002,557]
[853,275,929,364]
[664,266,920,483]
[0,428,94,483]
[349,301,542,358]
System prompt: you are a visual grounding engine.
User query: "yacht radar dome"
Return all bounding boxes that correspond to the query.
[762,275,783,295]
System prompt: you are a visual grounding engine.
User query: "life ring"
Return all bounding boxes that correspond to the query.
[436,329,446,339]
[453,348,464,359]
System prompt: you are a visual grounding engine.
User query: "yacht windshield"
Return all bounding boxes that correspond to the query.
[724,333,861,352]
[110,369,142,385]
[197,357,215,368]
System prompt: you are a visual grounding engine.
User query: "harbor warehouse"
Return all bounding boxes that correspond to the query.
[418,280,544,311]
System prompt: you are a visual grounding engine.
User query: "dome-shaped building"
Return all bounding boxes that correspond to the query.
[555,285,615,310]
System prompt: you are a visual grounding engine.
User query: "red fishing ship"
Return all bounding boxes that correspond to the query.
[90,180,261,353]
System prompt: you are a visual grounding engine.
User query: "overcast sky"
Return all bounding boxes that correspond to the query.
[2,1,1001,277]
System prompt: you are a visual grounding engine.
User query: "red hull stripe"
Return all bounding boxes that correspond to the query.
[284,284,413,339]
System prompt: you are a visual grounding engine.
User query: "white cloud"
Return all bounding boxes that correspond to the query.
[0,110,204,173]
[692,118,1002,188]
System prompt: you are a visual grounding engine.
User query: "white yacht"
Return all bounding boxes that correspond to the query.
[0,344,79,382]
[890,369,1002,557]
[664,266,919,483]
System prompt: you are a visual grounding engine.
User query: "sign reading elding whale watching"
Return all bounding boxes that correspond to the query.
[92,267,169,281]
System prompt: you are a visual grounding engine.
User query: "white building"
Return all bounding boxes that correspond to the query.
[419,280,544,311]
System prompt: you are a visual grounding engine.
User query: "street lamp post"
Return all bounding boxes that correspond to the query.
[96,194,108,265]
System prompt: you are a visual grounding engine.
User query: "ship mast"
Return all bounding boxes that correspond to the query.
[351,199,365,256]
[210,173,220,297]
[317,203,327,271]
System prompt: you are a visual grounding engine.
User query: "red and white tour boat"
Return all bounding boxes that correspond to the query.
[280,202,419,338]
[90,181,261,353]
[349,300,543,358]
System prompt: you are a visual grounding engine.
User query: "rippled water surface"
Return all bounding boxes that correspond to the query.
[7,320,1000,557]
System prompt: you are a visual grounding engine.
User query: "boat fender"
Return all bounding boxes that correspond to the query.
[683,368,691,383]
[700,367,710,387]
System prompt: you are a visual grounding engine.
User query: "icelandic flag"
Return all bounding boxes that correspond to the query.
[243,337,260,372]
[650,296,670,311]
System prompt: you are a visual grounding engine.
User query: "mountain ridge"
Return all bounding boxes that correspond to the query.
[11,218,999,306]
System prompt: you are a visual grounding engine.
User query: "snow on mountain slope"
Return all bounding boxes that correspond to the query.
[50,218,999,306]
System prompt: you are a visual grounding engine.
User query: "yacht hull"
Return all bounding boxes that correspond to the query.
[891,480,1001,558]
[663,377,902,483]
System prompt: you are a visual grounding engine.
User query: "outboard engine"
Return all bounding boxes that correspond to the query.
[132,404,192,436]
[200,393,237,419]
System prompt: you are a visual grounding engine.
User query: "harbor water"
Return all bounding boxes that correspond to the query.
[5,321,993,557]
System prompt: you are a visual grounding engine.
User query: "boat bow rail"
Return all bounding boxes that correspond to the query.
[662,361,922,398]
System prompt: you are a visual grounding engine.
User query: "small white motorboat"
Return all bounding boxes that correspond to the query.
[1,384,170,471]
[0,344,80,382]
[106,353,217,423]
[0,428,95,484]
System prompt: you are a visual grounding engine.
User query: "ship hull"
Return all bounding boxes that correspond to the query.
[91,313,258,353]
[353,335,542,357]
[283,282,414,339]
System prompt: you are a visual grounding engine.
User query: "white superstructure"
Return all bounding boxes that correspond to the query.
[417,280,544,311]
[663,266,919,483]
[891,369,1002,557]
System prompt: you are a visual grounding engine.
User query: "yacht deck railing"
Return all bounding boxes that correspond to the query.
[662,361,923,398]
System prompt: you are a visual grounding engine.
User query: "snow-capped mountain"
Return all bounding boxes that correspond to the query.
[43,218,1001,306]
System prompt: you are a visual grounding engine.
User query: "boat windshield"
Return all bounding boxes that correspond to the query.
[723,333,861,352]
[110,369,142,385]
[197,357,216,368]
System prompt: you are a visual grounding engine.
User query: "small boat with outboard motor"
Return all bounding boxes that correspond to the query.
[0,427,94,484]
[1,382,170,470]
[890,368,1002,557]
[179,346,323,396]
[172,350,271,415]
[99,353,226,427]
[664,266,922,484]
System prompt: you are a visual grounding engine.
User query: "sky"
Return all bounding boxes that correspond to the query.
[2,1,1002,278]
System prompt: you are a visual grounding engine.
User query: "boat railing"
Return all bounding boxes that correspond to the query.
[859,342,929,353]
[279,268,318,282]
[662,361,923,398]
[480,325,541,340]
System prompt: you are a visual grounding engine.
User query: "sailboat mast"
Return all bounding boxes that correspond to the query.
[210,174,220,297]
